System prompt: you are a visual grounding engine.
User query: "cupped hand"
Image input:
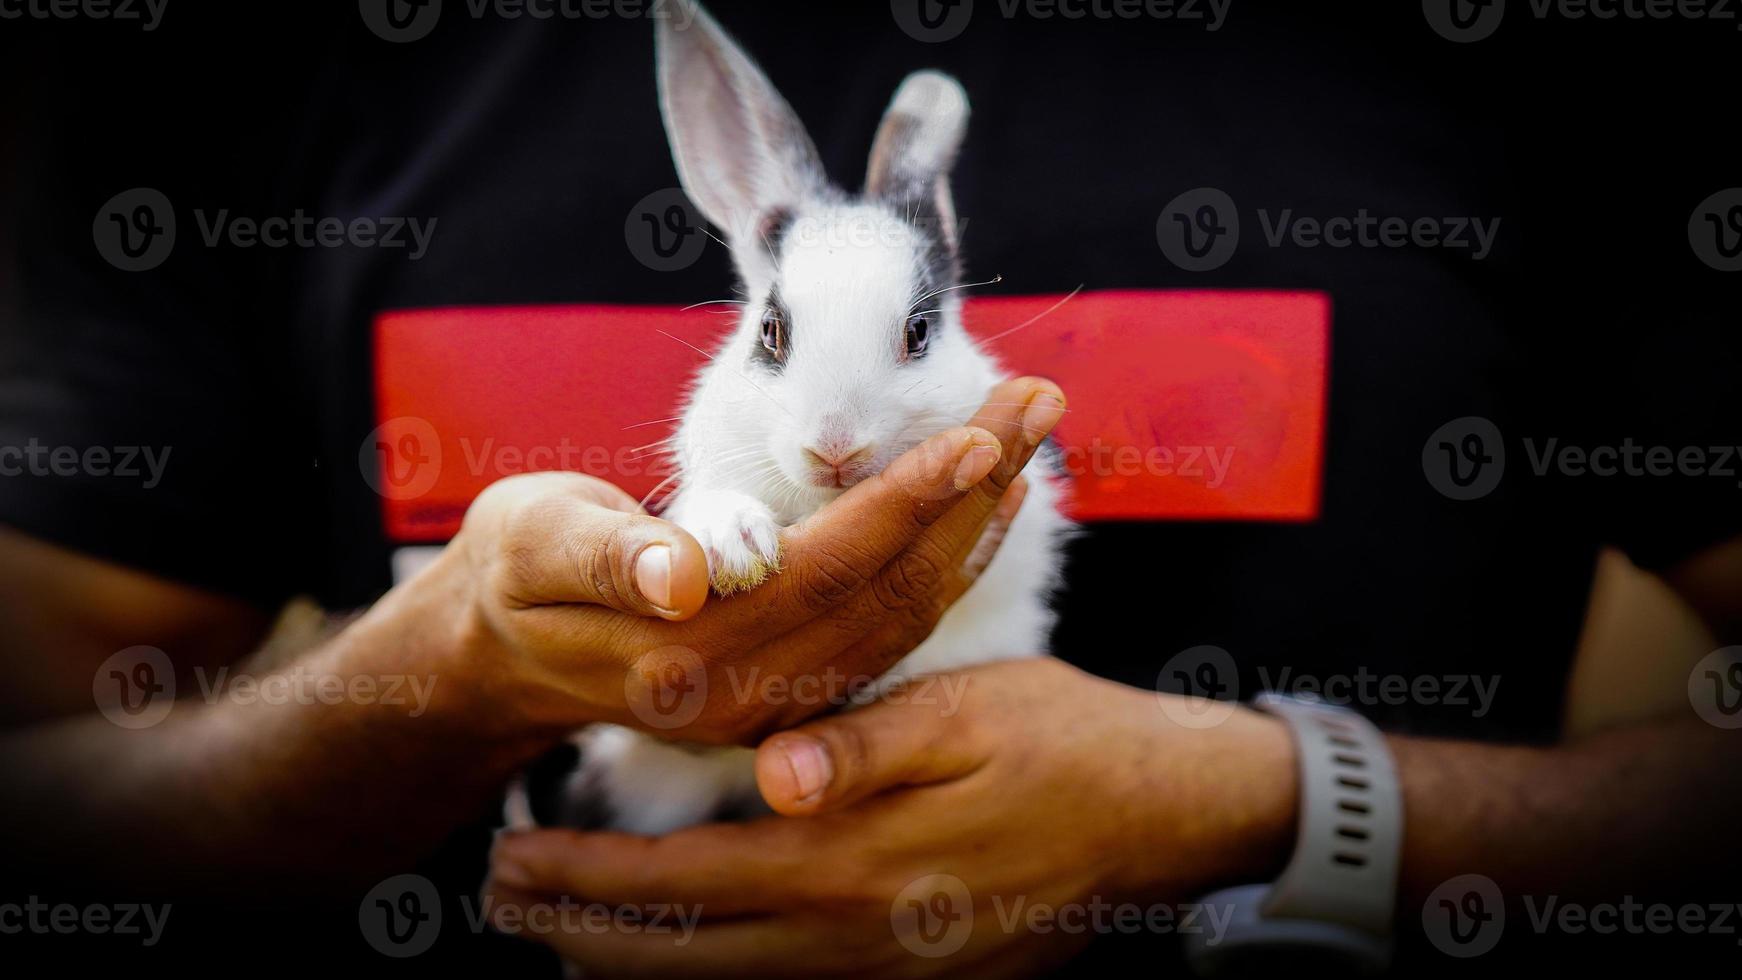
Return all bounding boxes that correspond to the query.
[425,378,1067,745]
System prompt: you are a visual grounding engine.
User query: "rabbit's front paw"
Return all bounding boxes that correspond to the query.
[668,490,783,594]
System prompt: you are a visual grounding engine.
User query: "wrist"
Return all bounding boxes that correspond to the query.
[1210,708,1301,884]
[1116,702,1299,901]
[351,545,570,762]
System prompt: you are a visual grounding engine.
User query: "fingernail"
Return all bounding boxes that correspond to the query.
[1020,392,1066,447]
[634,544,673,610]
[781,736,834,803]
[953,439,1002,490]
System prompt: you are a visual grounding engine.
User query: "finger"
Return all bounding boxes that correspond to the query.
[820,379,1062,644]
[487,477,711,621]
[931,377,1065,543]
[489,822,819,914]
[759,475,1030,698]
[754,686,989,816]
[758,425,1005,624]
[961,474,1028,580]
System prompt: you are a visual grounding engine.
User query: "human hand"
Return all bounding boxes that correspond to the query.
[412,378,1066,747]
[482,658,1298,977]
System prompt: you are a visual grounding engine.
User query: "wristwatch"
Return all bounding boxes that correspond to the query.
[1183,693,1403,976]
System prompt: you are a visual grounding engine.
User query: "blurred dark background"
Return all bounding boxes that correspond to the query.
[2,0,1738,974]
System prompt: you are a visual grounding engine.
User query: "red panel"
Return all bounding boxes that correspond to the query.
[371,291,1330,543]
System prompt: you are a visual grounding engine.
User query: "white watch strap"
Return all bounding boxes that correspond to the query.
[1184,693,1402,975]
[1256,692,1403,936]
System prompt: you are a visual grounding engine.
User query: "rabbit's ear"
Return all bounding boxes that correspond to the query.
[655,4,824,241]
[865,71,969,252]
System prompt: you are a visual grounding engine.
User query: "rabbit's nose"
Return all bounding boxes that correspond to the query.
[801,441,878,488]
[803,442,875,470]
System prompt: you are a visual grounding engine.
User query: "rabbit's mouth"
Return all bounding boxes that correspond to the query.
[801,444,877,489]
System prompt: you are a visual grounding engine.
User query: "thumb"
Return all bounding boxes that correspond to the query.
[754,685,987,816]
[474,473,711,621]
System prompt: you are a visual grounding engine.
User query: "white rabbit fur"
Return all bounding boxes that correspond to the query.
[557,3,1072,835]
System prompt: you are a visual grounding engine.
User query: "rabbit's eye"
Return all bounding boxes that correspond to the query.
[760,309,786,361]
[904,314,931,359]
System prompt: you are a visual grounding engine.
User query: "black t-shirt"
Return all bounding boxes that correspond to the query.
[3,1,1738,974]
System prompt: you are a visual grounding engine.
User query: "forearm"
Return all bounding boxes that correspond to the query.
[1128,700,1737,923]
[1392,717,1741,906]
[0,563,558,892]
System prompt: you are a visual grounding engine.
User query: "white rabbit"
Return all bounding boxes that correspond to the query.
[550,3,1073,835]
